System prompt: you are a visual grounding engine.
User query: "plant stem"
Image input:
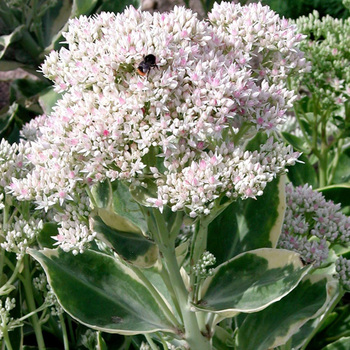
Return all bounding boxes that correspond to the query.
[145,334,159,350]
[152,209,211,350]
[58,313,69,350]
[158,264,183,322]
[328,138,344,184]
[1,327,13,350]
[161,244,211,349]
[319,110,329,187]
[22,255,46,350]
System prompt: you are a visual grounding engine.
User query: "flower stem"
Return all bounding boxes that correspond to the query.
[152,209,211,350]
[22,255,46,350]
[58,313,69,350]
[2,327,13,350]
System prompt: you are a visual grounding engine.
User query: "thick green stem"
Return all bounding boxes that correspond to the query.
[161,244,211,349]
[58,313,69,350]
[1,327,13,350]
[328,138,344,185]
[152,210,211,350]
[22,255,46,350]
[319,110,329,187]
[145,334,159,350]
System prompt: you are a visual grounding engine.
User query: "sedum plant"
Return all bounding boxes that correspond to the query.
[284,5,350,193]
[1,2,350,349]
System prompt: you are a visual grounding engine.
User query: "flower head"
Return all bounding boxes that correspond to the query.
[278,183,350,267]
[9,3,306,249]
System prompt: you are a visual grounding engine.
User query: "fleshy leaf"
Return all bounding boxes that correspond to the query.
[287,153,318,188]
[92,216,158,268]
[37,223,58,249]
[38,87,62,115]
[319,184,350,208]
[236,275,337,350]
[0,26,24,59]
[207,176,286,266]
[91,180,147,235]
[194,248,312,316]
[322,336,350,349]
[129,178,158,207]
[28,248,177,335]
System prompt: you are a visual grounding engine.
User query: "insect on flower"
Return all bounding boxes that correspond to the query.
[137,54,158,77]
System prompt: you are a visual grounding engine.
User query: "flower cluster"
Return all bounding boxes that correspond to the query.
[7,2,307,249]
[335,256,350,290]
[0,139,28,189]
[33,273,63,315]
[278,183,350,267]
[0,297,21,340]
[193,251,216,277]
[294,10,350,109]
[1,216,43,259]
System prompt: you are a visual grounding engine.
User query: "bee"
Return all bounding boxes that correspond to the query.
[137,54,158,77]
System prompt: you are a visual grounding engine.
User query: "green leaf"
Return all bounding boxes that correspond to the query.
[38,87,62,115]
[91,180,147,235]
[236,275,336,350]
[110,181,148,234]
[71,0,99,17]
[322,336,350,349]
[207,176,286,266]
[98,0,141,14]
[244,131,268,152]
[0,103,18,135]
[28,248,177,335]
[92,216,158,268]
[212,326,235,349]
[0,25,24,59]
[194,248,312,316]
[42,0,98,52]
[129,178,158,207]
[293,303,350,350]
[287,153,318,188]
[37,223,58,249]
[282,131,311,153]
[0,60,26,72]
[331,152,350,184]
[318,184,350,207]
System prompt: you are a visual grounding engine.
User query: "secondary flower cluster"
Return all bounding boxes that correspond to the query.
[294,11,350,109]
[278,183,350,270]
[6,2,307,249]
[0,297,21,340]
[335,256,350,290]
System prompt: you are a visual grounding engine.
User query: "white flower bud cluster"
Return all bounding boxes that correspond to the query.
[193,251,216,277]
[0,139,28,189]
[335,256,350,290]
[1,216,43,259]
[0,297,21,340]
[7,2,306,250]
[33,273,63,315]
[140,342,151,350]
[278,183,350,267]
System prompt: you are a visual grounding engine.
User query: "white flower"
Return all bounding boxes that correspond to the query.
[10,3,306,248]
